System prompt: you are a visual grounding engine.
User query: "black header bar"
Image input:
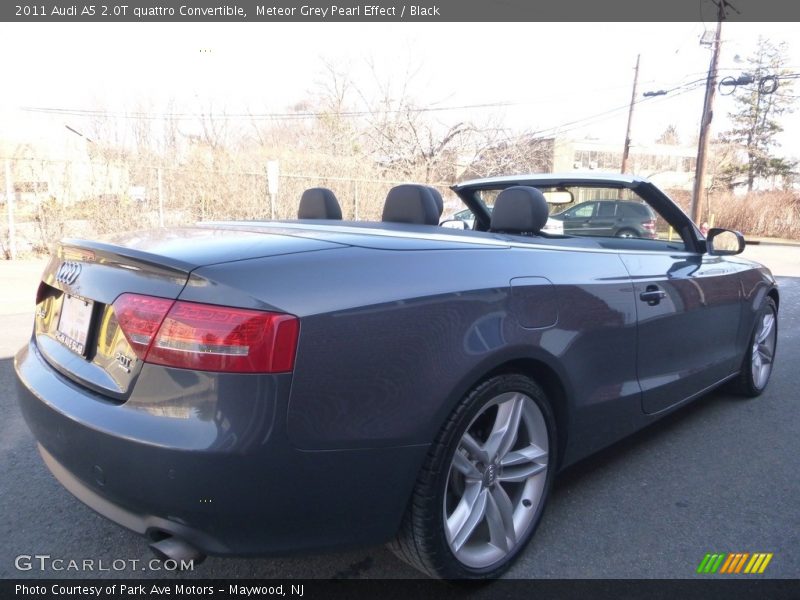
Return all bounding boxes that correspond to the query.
[3,0,800,22]
[3,579,800,600]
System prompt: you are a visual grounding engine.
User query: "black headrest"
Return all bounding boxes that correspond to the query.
[490,186,549,234]
[382,184,443,225]
[427,187,444,216]
[298,188,343,220]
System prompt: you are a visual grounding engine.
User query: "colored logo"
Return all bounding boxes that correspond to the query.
[697,552,773,574]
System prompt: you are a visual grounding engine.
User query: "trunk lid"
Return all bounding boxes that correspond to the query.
[33,227,345,401]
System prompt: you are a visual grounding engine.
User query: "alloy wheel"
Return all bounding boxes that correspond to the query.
[443,392,549,569]
[751,307,777,390]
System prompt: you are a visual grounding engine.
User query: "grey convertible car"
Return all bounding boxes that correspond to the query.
[14,173,778,579]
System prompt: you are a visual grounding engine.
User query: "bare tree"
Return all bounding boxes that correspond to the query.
[656,124,680,145]
[463,129,553,179]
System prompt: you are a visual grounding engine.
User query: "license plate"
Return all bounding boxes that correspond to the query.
[56,294,94,355]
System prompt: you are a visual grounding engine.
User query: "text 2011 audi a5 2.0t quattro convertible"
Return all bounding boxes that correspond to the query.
[15,173,778,579]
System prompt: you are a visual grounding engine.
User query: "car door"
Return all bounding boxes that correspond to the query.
[587,201,618,236]
[619,251,744,414]
[561,202,596,235]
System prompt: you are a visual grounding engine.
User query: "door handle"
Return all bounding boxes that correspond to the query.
[639,286,666,306]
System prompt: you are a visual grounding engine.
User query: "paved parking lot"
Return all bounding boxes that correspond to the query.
[0,244,798,579]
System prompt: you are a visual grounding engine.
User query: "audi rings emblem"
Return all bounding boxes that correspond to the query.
[56,261,82,285]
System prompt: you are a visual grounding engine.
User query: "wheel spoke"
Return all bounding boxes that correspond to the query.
[500,444,548,467]
[452,449,481,479]
[758,344,773,364]
[752,350,762,372]
[485,394,524,462]
[757,314,775,344]
[499,462,547,483]
[461,432,488,464]
[448,486,488,552]
[485,485,516,552]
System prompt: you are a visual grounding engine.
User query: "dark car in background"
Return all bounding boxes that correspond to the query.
[548,199,657,238]
[451,205,564,234]
[14,174,778,579]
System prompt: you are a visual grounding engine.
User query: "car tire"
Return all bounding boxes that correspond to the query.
[390,374,556,579]
[727,297,778,397]
[615,228,638,238]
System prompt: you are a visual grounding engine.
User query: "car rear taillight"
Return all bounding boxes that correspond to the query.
[113,294,175,357]
[643,219,656,237]
[112,293,299,373]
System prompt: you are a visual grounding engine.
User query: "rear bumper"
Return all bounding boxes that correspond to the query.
[14,340,428,556]
[37,442,227,552]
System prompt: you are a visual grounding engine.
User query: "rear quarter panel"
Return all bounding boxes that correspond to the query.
[187,244,640,463]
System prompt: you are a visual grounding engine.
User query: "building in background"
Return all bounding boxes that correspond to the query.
[461,135,699,192]
[0,128,130,205]
[551,137,698,190]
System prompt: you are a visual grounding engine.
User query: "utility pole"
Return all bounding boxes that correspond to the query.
[690,1,726,226]
[157,167,165,228]
[266,161,279,220]
[621,54,640,174]
[5,159,16,260]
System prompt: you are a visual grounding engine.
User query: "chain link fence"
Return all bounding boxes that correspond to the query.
[0,157,456,258]
[2,156,798,258]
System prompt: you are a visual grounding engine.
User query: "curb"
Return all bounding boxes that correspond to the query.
[745,237,800,247]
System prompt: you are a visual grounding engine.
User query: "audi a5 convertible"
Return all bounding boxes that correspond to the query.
[15,173,778,579]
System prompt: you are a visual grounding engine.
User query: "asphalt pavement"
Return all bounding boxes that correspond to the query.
[0,253,798,580]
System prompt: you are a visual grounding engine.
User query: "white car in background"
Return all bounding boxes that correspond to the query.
[448,207,564,234]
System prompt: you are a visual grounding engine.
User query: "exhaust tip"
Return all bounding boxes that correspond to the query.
[149,536,206,567]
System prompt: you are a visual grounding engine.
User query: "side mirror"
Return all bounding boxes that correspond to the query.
[440,219,469,230]
[706,228,745,255]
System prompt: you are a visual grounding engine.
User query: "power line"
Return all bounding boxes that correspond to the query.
[718,71,800,95]
[13,77,711,155]
[16,81,665,122]
[22,102,525,121]
[531,78,708,139]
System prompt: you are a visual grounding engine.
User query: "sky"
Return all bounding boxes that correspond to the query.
[1,21,799,157]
